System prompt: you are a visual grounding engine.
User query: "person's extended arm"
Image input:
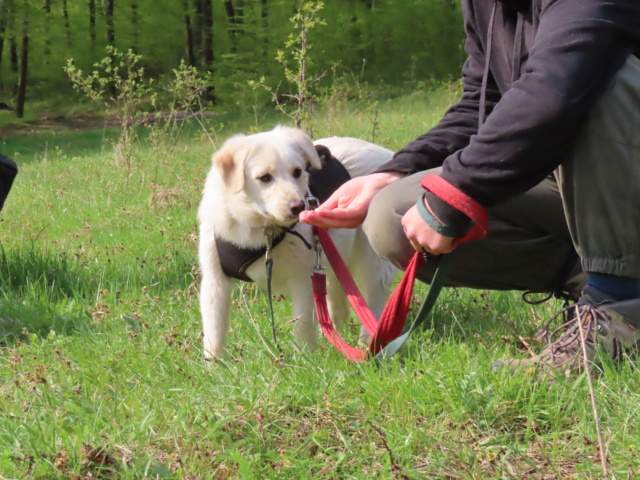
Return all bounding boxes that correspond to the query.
[299,172,404,229]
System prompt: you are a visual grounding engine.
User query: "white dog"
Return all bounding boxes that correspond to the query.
[197,126,396,358]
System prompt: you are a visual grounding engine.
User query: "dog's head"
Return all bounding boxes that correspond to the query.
[211,126,322,227]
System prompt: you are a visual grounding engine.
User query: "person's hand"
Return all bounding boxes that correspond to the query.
[300,172,404,229]
[401,204,457,255]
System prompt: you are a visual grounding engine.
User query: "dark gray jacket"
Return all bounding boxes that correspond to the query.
[379,0,640,231]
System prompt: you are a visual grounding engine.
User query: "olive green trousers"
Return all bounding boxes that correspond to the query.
[364,172,583,297]
[557,53,640,278]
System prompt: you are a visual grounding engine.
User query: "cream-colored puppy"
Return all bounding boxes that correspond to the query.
[198,126,396,358]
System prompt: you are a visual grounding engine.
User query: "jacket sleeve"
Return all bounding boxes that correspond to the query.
[376,0,501,175]
[439,0,633,209]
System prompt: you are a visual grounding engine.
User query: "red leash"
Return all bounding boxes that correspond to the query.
[311,174,489,361]
[312,227,425,361]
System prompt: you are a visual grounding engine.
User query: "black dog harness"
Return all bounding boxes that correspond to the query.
[214,144,351,281]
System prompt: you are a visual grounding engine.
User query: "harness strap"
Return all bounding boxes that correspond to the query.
[282,226,313,250]
[215,231,287,282]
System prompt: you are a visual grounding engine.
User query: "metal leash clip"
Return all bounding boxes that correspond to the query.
[304,188,320,211]
[312,229,325,275]
[264,227,274,262]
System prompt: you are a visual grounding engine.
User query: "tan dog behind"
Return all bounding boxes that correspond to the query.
[198,126,396,358]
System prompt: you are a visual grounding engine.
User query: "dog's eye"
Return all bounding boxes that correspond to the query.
[292,168,302,179]
[257,173,273,183]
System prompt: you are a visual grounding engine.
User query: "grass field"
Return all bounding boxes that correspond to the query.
[1,88,639,479]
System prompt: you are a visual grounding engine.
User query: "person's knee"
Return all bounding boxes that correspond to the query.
[363,186,412,269]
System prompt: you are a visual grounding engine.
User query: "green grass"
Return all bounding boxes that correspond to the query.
[1,87,639,479]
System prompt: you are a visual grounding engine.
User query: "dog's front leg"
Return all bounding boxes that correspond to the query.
[199,227,233,359]
[290,283,319,353]
[200,269,233,359]
[325,269,350,332]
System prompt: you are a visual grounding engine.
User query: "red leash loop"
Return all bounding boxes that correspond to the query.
[312,227,425,361]
[313,227,379,337]
[312,272,368,362]
[420,174,489,244]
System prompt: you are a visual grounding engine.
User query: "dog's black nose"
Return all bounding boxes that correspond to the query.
[289,200,306,216]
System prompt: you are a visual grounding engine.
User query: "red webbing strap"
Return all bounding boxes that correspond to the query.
[314,227,378,336]
[369,252,424,356]
[420,174,489,244]
[313,227,424,360]
[312,272,367,362]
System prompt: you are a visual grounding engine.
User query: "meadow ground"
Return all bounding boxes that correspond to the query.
[0,88,639,479]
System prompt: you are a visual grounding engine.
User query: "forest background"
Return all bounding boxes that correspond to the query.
[0,0,464,120]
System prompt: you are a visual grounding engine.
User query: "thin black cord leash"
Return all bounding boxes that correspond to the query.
[262,191,319,355]
[264,228,283,354]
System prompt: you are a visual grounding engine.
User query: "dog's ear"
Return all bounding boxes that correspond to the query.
[282,128,322,170]
[312,145,333,170]
[212,138,250,194]
[297,141,322,171]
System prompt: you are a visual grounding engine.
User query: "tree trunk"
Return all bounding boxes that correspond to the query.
[130,2,138,51]
[260,0,268,59]
[0,0,6,88]
[105,0,116,98]
[15,13,28,118]
[181,0,195,66]
[195,0,215,102]
[88,0,96,49]
[223,0,237,54]
[62,0,72,45]
[9,33,18,74]
[199,0,213,71]
[105,0,115,47]
[42,0,51,57]
[192,0,203,65]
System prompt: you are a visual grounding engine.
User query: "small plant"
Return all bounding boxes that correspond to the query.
[149,61,217,156]
[366,100,380,144]
[64,47,157,169]
[250,1,326,133]
[146,61,218,193]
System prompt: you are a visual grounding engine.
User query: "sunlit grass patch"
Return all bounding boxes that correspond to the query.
[0,90,638,479]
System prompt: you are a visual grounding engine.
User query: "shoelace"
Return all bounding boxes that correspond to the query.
[535,302,621,361]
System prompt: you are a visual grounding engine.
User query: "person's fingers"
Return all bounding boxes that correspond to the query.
[316,195,340,212]
[408,237,424,253]
[308,208,357,220]
[440,243,456,254]
[299,209,361,228]
[314,179,362,212]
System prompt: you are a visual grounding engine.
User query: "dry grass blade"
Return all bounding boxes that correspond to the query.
[575,308,609,477]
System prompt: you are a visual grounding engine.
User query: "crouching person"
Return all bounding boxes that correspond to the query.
[301,0,640,378]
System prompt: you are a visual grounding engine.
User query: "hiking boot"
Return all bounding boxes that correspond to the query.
[561,270,587,302]
[493,287,640,378]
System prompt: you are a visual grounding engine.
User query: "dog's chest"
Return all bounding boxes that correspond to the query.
[244,230,316,291]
